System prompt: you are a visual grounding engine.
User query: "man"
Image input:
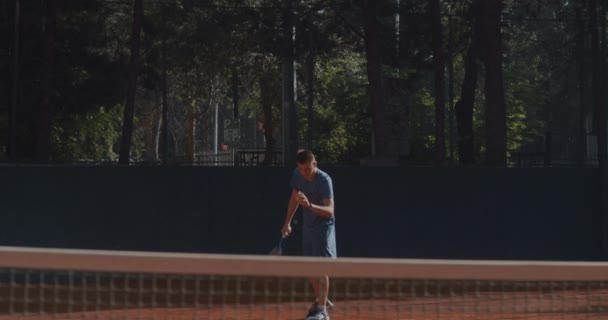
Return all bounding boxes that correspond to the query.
[281,149,336,320]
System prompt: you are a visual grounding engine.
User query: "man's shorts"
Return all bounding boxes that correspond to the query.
[302,223,337,257]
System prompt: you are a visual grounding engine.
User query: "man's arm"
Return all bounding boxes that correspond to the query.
[282,189,300,237]
[309,198,334,218]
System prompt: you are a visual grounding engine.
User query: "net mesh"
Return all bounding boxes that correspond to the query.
[0,246,607,320]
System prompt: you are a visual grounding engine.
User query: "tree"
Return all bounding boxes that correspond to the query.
[35,0,57,161]
[259,61,280,165]
[282,0,298,165]
[430,0,446,164]
[9,0,20,161]
[3,0,598,167]
[161,4,169,165]
[455,0,481,165]
[575,0,587,166]
[589,0,608,254]
[362,0,386,157]
[118,0,143,165]
[481,0,507,166]
[591,0,607,170]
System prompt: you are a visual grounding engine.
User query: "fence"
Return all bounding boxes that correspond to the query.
[189,149,283,167]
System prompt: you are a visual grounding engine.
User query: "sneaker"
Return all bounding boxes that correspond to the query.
[304,307,330,320]
[308,300,334,314]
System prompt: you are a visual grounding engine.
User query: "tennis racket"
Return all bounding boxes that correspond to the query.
[268,236,286,256]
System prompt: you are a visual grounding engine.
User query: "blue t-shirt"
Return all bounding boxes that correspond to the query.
[290,168,334,228]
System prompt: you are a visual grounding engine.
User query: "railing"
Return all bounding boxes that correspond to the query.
[192,151,235,166]
[187,149,283,166]
[0,150,600,167]
[511,152,599,167]
[235,149,283,167]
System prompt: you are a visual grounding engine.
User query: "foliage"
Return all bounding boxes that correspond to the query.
[1,0,592,166]
[408,88,436,163]
[51,107,122,162]
[308,50,370,164]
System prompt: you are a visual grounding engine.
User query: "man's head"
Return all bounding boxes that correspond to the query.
[296,149,317,180]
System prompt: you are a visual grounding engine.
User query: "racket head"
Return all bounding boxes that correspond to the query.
[268,237,285,256]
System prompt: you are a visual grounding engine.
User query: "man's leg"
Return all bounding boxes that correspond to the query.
[305,226,335,319]
[308,278,334,311]
[304,234,323,310]
[308,276,328,306]
[318,224,336,310]
[317,275,329,310]
[306,276,329,319]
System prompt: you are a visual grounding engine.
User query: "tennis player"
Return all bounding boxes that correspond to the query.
[281,149,336,320]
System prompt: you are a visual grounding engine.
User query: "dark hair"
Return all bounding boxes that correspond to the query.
[296,149,315,164]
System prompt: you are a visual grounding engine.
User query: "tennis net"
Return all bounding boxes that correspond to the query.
[0,246,607,319]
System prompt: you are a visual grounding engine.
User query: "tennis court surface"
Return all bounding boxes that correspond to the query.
[0,246,606,319]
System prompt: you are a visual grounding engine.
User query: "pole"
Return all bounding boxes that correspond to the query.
[9,0,20,161]
[214,101,218,164]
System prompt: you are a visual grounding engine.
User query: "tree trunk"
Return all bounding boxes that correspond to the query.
[161,4,169,165]
[456,0,481,165]
[282,0,297,164]
[144,94,161,162]
[9,0,20,161]
[430,0,446,165]
[591,0,602,151]
[35,0,56,161]
[363,0,386,157]
[590,0,608,256]
[576,1,587,166]
[598,0,607,170]
[260,70,276,166]
[118,0,143,165]
[232,65,239,120]
[306,17,315,150]
[447,16,456,162]
[481,0,507,166]
[185,103,196,163]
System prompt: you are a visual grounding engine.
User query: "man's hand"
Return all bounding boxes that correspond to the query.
[296,191,311,208]
[281,223,292,238]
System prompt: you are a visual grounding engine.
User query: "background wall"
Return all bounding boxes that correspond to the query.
[0,166,602,261]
